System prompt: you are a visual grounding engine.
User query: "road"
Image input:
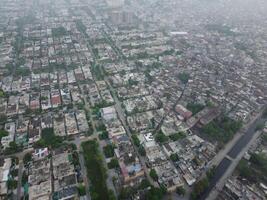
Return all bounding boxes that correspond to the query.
[200,108,267,200]
[206,109,265,169]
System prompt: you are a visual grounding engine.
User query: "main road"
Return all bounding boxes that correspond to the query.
[200,107,267,200]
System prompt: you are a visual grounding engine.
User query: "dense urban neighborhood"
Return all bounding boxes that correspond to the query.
[0,0,267,200]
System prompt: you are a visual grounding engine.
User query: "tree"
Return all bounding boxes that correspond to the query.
[99,131,109,140]
[52,26,67,37]
[77,184,86,196]
[155,132,168,144]
[23,153,32,165]
[7,179,17,190]
[169,132,186,141]
[5,141,20,155]
[38,128,63,148]
[178,72,190,84]
[150,169,158,181]
[0,114,7,124]
[0,89,6,98]
[144,186,165,200]
[103,144,115,158]
[176,186,186,196]
[132,134,141,147]
[190,177,209,200]
[0,129,8,140]
[108,190,116,200]
[186,103,205,115]
[170,154,179,162]
[138,146,146,156]
[108,158,119,169]
[206,166,216,181]
[139,179,151,189]
[237,159,254,181]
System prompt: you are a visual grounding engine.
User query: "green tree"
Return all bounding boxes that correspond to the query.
[155,132,168,144]
[178,72,190,84]
[150,169,158,181]
[0,129,8,140]
[176,186,186,196]
[170,153,179,162]
[77,184,86,196]
[0,114,7,124]
[23,153,32,165]
[132,134,141,147]
[103,144,115,158]
[190,177,209,200]
[108,158,119,169]
[138,146,146,156]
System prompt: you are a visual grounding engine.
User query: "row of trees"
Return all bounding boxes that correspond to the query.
[202,116,242,146]
[81,140,115,200]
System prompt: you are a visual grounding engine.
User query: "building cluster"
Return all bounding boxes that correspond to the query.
[101,106,145,186]
[0,0,267,199]
[28,148,78,200]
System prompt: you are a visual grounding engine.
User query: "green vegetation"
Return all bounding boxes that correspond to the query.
[76,20,87,35]
[178,72,190,84]
[23,153,32,165]
[149,169,158,181]
[0,114,7,124]
[238,153,267,184]
[103,144,115,158]
[155,131,168,144]
[21,171,28,185]
[98,131,109,140]
[81,140,109,200]
[144,186,166,200]
[7,179,18,190]
[176,186,186,196]
[91,63,103,80]
[170,153,179,162]
[34,128,63,149]
[108,190,116,200]
[0,129,8,140]
[201,116,242,145]
[131,134,141,147]
[250,153,267,178]
[119,179,165,200]
[77,184,86,196]
[4,141,21,155]
[52,27,67,37]
[138,146,146,156]
[128,78,139,86]
[206,166,216,181]
[255,122,265,131]
[15,67,31,77]
[96,122,107,132]
[108,158,119,169]
[190,177,209,200]
[186,103,205,115]
[0,89,6,98]
[169,132,186,141]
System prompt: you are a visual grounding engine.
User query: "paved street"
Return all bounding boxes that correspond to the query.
[201,107,267,200]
